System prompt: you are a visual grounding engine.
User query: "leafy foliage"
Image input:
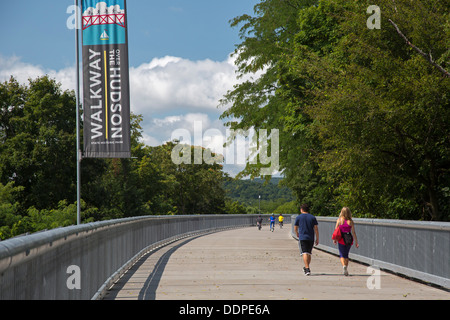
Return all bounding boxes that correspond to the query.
[1,0,448,242]
[0,77,230,240]
[221,0,449,220]
[223,177,295,213]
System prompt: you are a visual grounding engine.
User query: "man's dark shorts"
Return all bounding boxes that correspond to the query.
[299,240,314,255]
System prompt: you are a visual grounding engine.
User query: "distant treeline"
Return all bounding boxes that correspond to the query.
[0,77,236,240]
[223,177,297,214]
[0,77,296,241]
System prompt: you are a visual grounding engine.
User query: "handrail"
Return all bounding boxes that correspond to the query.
[0,214,274,300]
[291,215,450,289]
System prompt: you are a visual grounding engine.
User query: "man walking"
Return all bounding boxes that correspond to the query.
[269,214,276,232]
[294,204,319,275]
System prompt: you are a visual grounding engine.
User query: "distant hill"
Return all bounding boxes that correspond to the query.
[223,177,295,207]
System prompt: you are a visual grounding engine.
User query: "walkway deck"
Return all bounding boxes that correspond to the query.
[103,226,449,300]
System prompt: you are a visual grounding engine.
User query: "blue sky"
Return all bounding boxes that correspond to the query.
[0,0,266,177]
[0,0,257,69]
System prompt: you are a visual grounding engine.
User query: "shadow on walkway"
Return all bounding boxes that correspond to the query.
[310,273,371,277]
[105,235,205,300]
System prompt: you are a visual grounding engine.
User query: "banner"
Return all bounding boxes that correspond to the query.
[81,0,131,158]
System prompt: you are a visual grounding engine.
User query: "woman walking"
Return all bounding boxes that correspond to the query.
[333,207,359,276]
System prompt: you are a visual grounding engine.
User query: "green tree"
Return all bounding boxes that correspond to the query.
[274,200,298,214]
[222,0,449,220]
[136,143,178,215]
[225,199,248,215]
[0,76,77,210]
[0,182,26,240]
[80,113,150,220]
[135,142,228,216]
[221,0,337,215]
[161,142,227,215]
[293,0,450,220]
[0,75,233,239]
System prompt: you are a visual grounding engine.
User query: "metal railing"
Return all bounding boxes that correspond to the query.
[291,215,450,289]
[0,214,271,300]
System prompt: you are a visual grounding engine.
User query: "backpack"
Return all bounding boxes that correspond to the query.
[341,231,353,245]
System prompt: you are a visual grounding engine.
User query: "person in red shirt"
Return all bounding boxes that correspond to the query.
[333,207,359,276]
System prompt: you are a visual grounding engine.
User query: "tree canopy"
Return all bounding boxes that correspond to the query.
[221,0,449,220]
[1,0,448,241]
[0,76,233,239]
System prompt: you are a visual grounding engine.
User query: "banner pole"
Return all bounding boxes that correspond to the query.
[75,0,81,225]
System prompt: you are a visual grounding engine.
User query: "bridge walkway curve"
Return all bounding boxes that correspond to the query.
[103,225,449,300]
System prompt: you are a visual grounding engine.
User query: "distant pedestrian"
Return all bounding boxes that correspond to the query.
[269,214,276,232]
[256,215,263,230]
[278,214,284,228]
[294,204,319,276]
[333,207,359,276]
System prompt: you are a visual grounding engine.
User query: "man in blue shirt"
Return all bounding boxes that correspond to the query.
[294,204,319,275]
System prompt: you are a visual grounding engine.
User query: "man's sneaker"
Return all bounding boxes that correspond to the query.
[303,267,311,276]
[343,266,349,276]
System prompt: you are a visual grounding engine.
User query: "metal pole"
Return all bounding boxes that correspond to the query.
[75,0,81,225]
[259,195,261,215]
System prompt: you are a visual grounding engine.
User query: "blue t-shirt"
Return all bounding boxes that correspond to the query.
[294,213,318,241]
[270,216,276,223]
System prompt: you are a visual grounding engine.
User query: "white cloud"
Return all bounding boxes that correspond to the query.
[0,53,263,177]
[142,113,216,146]
[0,53,242,135]
[143,112,250,176]
[129,54,239,115]
[0,53,251,121]
[83,3,124,16]
[0,55,76,92]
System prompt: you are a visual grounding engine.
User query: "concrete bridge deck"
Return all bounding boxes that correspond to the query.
[103,225,449,300]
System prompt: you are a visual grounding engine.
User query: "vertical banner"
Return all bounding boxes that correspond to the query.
[81,0,131,158]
